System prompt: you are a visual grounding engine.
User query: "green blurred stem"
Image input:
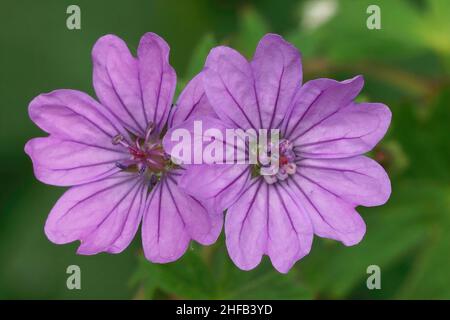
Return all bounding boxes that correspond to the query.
[304,58,445,99]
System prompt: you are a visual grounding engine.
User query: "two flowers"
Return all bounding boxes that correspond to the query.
[25,33,391,273]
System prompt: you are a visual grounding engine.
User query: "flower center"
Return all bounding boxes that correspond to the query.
[112,123,173,185]
[253,139,297,185]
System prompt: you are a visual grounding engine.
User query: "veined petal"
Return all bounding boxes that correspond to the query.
[225,180,266,271]
[251,34,302,129]
[28,89,127,145]
[203,34,302,131]
[225,180,313,273]
[168,73,217,128]
[45,173,145,254]
[177,164,251,213]
[137,33,177,131]
[203,46,260,129]
[26,90,129,186]
[92,35,148,136]
[286,172,366,246]
[142,174,222,263]
[295,102,392,158]
[92,33,176,135]
[297,156,391,207]
[268,183,313,273]
[282,76,364,140]
[25,137,124,186]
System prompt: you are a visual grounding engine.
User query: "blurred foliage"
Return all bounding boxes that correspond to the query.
[1,0,449,299]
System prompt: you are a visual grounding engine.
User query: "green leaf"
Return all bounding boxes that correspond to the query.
[398,225,450,299]
[133,238,312,299]
[234,8,270,58]
[300,181,450,298]
[312,0,425,62]
[418,0,450,57]
[395,185,450,299]
[133,246,216,299]
[389,89,450,182]
[184,34,217,80]
[210,240,312,299]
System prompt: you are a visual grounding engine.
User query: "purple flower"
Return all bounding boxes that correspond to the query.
[164,34,392,273]
[24,33,222,262]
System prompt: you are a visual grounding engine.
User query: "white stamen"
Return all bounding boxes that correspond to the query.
[263,175,278,185]
[285,163,297,175]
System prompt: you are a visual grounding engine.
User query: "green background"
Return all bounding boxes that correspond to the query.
[1,0,449,299]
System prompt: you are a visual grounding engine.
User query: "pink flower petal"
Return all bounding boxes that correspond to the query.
[297,156,391,207]
[295,102,392,158]
[225,180,313,273]
[168,73,218,128]
[282,76,364,140]
[45,173,145,254]
[203,34,302,130]
[137,33,177,131]
[28,89,127,145]
[287,172,367,246]
[92,33,176,135]
[25,137,124,186]
[203,46,261,129]
[178,164,251,214]
[251,34,302,129]
[26,89,128,186]
[142,174,222,263]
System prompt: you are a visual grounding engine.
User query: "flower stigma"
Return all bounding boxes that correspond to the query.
[112,122,175,187]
